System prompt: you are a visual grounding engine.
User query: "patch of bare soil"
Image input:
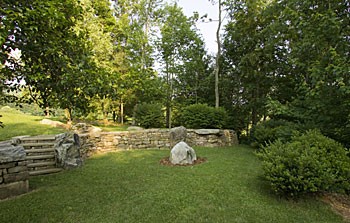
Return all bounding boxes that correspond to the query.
[160,157,207,166]
[321,193,350,222]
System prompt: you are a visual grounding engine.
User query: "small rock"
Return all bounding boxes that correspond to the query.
[169,126,187,148]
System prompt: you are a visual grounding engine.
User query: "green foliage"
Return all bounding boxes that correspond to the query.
[178,104,228,129]
[258,130,350,198]
[133,103,164,128]
[250,119,304,148]
[221,0,350,146]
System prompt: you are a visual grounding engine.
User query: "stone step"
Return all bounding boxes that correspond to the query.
[21,135,56,141]
[26,154,55,160]
[22,142,55,147]
[27,161,56,168]
[29,168,62,176]
[25,148,55,154]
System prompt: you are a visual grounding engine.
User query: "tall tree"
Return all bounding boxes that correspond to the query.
[212,0,223,108]
[221,0,350,144]
[263,0,350,145]
[158,3,208,128]
[1,0,101,122]
[112,0,164,123]
[221,0,273,132]
[77,0,123,123]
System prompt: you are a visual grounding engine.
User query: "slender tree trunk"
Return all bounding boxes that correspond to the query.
[102,98,108,125]
[120,100,124,124]
[65,108,73,128]
[215,0,222,108]
[165,60,172,128]
[112,111,116,123]
[45,107,50,118]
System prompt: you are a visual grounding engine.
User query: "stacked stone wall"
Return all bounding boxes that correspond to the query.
[0,142,29,199]
[78,128,238,156]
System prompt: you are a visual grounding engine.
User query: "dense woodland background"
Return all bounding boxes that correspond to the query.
[1,0,349,146]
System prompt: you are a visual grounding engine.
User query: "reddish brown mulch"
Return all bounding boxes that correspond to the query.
[321,193,350,222]
[159,157,207,166]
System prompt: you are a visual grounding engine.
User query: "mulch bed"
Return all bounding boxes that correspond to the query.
[321,193,350,222]
[159,157,207,166]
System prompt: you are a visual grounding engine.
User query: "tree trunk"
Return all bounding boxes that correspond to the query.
[165,60,172,128]
[45,107,50,118]
[120,100,124,124]
[102,99,108,125]
[215,0,222,108]
[65,108,73,128]
[113,111,117,123]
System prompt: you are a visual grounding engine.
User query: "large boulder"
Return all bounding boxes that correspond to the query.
[72,123,102,135]
[170,141,197,165]
[55,133,82,169]
[0,141,26,163]
[40,119,67,128]
[169,126,187,148]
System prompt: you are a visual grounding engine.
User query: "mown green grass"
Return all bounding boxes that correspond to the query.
[97,124,129,132]
[0,106,65,141]
[0,146,344,223]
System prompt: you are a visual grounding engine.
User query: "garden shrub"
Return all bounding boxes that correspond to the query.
[178,104,228,129]
[250,119,303,148]
[258,130,350,197]
[133,103,164,128]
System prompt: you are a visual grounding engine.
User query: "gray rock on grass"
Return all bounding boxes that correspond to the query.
[170,141,197,165]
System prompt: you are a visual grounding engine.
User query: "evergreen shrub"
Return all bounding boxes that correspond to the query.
[258,130,350,197]
[133,103,164,128]
[179,104,228,129]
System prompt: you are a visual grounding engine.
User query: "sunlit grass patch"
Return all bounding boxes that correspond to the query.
[0,106,64,141]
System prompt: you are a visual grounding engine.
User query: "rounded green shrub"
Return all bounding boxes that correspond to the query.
[178,104,228,129]
[133,103,164,128]
[258,130,350,197]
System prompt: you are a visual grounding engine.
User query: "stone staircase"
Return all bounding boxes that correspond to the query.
[20,135,62,176]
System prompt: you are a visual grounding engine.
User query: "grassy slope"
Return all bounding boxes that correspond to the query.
[0,106,128,141]
[0,107,65,141]
[0,147,343,223]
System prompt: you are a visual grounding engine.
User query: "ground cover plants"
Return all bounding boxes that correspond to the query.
[0,147,345,223]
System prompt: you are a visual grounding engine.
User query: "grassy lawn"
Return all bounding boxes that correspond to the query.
[95,123,129,132]
[0,107,65,141]
[0,146,344,223]
[0,106,128,141]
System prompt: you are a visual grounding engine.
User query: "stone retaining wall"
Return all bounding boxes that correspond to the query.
[78,128,238,156]
[0,141,29,199]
